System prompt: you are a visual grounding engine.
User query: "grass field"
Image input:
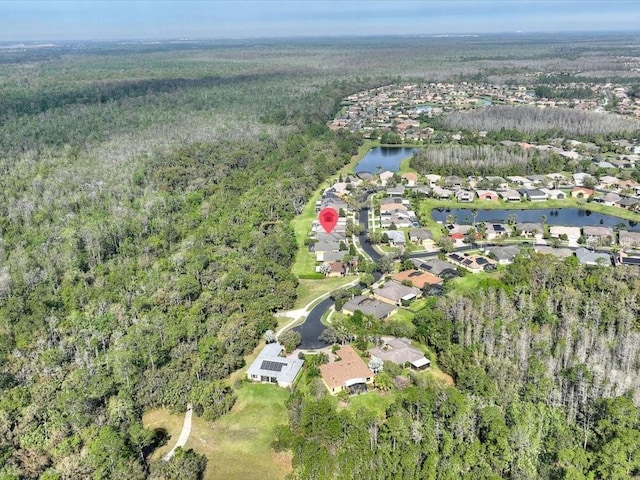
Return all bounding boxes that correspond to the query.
[143,383,293,480]
[294,276,356,309]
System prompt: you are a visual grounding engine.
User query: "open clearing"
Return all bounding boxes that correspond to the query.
[144,383,290,480]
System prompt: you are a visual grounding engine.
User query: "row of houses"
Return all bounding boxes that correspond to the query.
[370,170,640,210]
[248,341,429,395]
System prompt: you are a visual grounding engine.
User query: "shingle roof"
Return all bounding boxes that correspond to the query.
[319,346,373,390]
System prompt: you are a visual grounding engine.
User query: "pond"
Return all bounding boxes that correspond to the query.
[431,208,640,231]
[354,146,417,173]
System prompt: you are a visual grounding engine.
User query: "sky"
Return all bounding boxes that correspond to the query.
[0,0,639,42]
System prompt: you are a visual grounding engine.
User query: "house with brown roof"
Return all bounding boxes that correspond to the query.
[393,269,443,289]
[401,172,418,186]
[319,345,374,395]
[571,186,594,199]
[477,189,500,201]
[620,230,640,249]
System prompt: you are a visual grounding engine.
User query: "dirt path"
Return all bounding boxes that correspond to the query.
[163,403,193,461]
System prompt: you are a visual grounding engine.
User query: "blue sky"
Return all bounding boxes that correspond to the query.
[1,1,638,41]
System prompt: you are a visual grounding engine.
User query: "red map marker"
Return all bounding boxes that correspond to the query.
[319,207,339,234]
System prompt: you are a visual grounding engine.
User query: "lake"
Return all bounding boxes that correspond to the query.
[431,208,640,231]
[354,147,417,173]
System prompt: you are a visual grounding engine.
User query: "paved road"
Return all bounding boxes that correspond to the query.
[293,297,334,349]
[163,403,193,462]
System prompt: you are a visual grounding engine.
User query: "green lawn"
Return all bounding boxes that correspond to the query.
[342,391,397,417]
[449,270,503,293]
[294,276,358,309]
[190,383,292,480]
[142,383,292,480]
[388,308,415,326]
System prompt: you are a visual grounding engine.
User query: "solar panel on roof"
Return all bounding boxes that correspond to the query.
[409,271,422,277]
[477,258,488,265]
[463,259,472,266]
[261,360,286,372]
[493,224,505,232]
[623,257,640,265]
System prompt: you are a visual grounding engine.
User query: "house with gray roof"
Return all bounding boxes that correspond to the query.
[582,226,614,247]
[373,281,421,306]
[342,295,397,320]
[575,248,611,266]
[524,189,548,201]
[418,258,459,278]
[369,337,430,370]
[485,245,521,264]
[383,230,406,247]
[246,342,304,388]
[516,222,543,237]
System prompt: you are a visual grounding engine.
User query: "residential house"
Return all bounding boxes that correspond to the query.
[507,176,534,188]
[246,342,304,388]
[417,258,459,279]
[369,337,430,370]
[528,175,552,188]
[516,222,543,237]
[485,223,509,240]
[378,171,395,186]
[383,230,406,248]
[485,176,509,189]
[500,189,522,202]
[319,345,374,395]
[571,187,594,199]
[455,190,474,202]
[575,248,611,266]
[447,224,475,241]
[424,174,441,187]
[386,186,405,197]
[408,228,435,249]
[618,197,639,211]
[582,226,614,247]
[573,172,594,187]
[373,280,422,306]
[524,189,549,201]
[401,172,418,186]
[342,295,397,320]
[447,252,497,273]
[431,186,453,199]
[535,245,574,259]
[319,251,347,263]
[595,192,622,206]
[598,175,621,190]
[393,269,443,289]
[485,245,521,264]
[549,226,581,243]
[326,261,346,277]
[617,251,640,266]
[477,189,500,201]
[313,240,341,262]
[619,230,640,249]
[542,188,567,200]
[444,175,463,188]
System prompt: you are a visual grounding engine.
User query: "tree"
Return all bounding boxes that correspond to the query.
[263,329,277,343]
[279,330,302,353]
[369,356,384,374]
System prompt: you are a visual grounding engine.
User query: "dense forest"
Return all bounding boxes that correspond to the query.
[1,34,640,479]
[285,256,640,479]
